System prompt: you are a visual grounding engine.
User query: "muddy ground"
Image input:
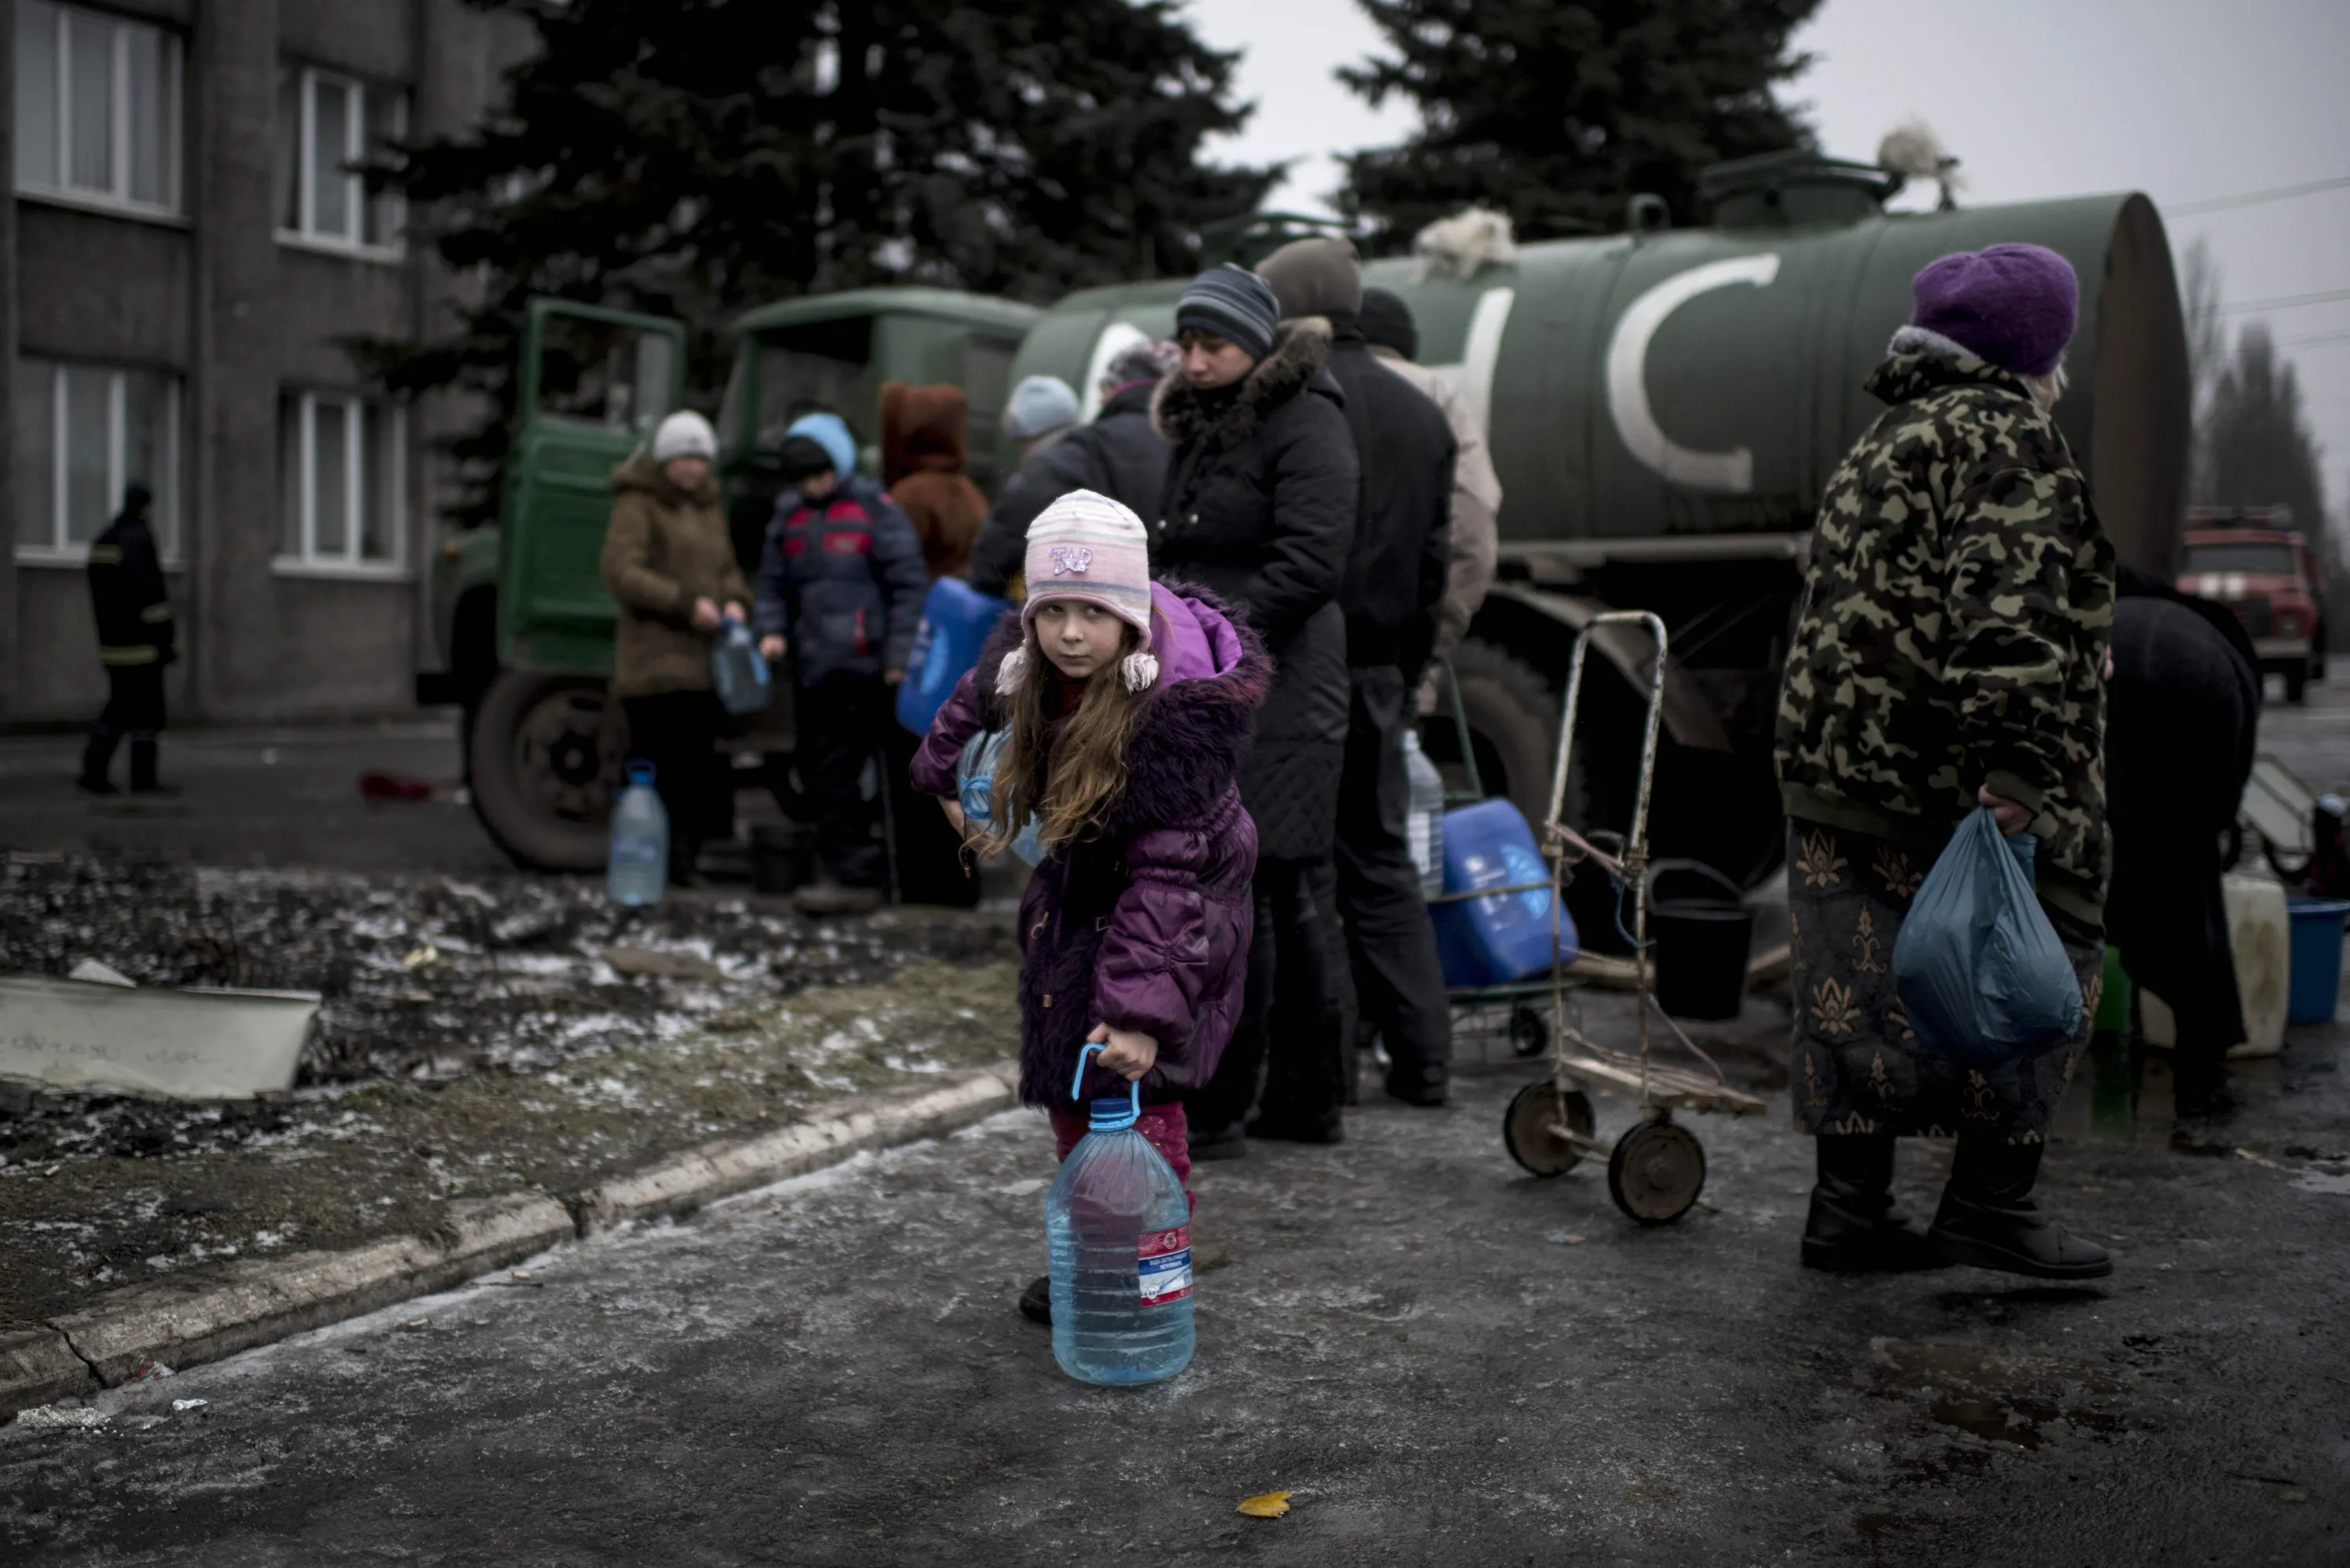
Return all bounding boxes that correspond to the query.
[0,854,1018,1328]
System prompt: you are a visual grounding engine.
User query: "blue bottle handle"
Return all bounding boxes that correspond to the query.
[1073,1041,1142,1118]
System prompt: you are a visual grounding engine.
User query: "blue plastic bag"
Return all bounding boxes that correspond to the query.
[955,728,1043,866]
[1891,807,2082,1070]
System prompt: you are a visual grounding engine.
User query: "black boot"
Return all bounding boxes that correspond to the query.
[1383,1059,1450,1108]
[1018,1276,1051,1326]
[78,731,120,794]
[128,737,179,796]
[1930,1135,2111,1280]
[1801,1134,1945,1272]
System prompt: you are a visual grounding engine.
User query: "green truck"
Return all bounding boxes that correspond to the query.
[424,150,2190,891]
[418,290,1038,869]
[1007,151,2188,896]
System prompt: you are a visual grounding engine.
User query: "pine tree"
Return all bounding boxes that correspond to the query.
[366,0,1270,525]
[2205,324,2330,533]
[1336,0,1821,245]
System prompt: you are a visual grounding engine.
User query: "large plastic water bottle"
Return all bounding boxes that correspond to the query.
[1046,1045,1193,1386]
[1403,727,1447,898]
[710,616,772,715]
[607,762,669,905]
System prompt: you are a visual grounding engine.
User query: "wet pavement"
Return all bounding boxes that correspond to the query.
[1,990,2343,1565]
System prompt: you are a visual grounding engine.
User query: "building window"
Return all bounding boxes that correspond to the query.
[13,357,179,560]
[276,391,406,569]
[276,65,407,255]
[13,1,183,216]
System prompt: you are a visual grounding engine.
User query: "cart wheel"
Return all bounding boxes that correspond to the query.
[1503,1081,1594,1177]
[1509,1004,1549,1058]
[1607,1119,1706,1224]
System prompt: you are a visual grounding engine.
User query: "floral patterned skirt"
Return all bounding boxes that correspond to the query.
[1786,818,2102,1143]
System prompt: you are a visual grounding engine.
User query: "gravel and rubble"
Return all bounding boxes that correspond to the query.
[0,853,1019,1328]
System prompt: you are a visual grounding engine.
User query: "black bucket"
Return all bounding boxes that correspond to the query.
[1646,859,1755,1021]
[750,822,817,894]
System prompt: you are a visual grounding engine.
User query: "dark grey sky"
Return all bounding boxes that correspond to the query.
[1187,0,2350,520]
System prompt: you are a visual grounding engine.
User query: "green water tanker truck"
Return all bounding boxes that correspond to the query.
[1009,151,2189,904]
[418,289,1038,869]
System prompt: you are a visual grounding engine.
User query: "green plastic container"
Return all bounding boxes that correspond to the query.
[2094,945,2134,1035]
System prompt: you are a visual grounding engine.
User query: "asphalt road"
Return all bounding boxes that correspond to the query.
[2,1007,2344,1566]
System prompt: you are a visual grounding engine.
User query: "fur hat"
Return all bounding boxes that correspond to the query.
[1257,236,1363,320]
[1004,375,1080,441]
[1175,264,1280,362]
[1102,338,1180,392]
[998,490,1159,695]
[1904,244,2078,376]
[651,410,717,463]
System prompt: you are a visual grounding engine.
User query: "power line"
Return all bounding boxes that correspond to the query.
[2168,173,2350,216]
[2218,287,2350,316]
[2282,329,2350,349]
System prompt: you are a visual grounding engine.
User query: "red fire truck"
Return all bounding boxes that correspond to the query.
[2176,506,2326,703]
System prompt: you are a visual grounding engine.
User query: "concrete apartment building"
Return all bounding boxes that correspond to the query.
[2,0,526,726]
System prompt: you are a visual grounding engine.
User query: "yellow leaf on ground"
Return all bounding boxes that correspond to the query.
[1236,1490,1292,1519]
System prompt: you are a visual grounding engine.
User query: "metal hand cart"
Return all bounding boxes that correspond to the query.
[1438,613,1766,1225]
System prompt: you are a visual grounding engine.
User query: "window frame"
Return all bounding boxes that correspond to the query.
[273,388,410,578]
[13,356,181,565]
[12,0,185,221]
[275,63,408,259]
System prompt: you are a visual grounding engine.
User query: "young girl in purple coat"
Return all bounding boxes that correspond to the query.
[908,490,1267,1323]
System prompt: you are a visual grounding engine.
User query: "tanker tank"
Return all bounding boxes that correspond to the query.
[1007,152,2189,907]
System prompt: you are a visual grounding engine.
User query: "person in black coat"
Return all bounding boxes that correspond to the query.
[967,339,1177,598]
[1258,237,1459,1109]
[78,484,176,795]
[2103,563,2262,1115]
[1151,263,1359,1151]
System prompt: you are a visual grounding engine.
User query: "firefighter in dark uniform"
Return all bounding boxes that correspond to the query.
[78,484,177,795]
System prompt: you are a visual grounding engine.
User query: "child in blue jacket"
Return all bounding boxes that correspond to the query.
[755,412,930,914]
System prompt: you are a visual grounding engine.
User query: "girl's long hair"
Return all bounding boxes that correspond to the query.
[985,622,1149,858]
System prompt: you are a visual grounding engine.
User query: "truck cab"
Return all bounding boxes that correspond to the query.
[423,291,1037,870]
[2178,506,2326,702]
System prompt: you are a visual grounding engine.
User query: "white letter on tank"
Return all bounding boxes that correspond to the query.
[1605,253,1781,493]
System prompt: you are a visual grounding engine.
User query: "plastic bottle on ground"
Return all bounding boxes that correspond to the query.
[1046,1050,1193,1386]
[1403,726,1447,898]
[607,762,669,906]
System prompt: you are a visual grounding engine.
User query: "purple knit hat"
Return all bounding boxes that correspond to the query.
[1907,244,2079,376]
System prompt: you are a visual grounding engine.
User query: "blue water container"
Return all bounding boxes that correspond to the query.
[1430,798,1577,987]
[710,617,771,715]
[898,578,1015,734]
[606,762,668,905]
[2286,898,2350,1024]
[1046,1046,1193,1386]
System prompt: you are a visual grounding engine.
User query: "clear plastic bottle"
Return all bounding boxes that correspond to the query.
[710,616,772,715]
[1046,1050,1193,1386]
[1403,726,1447,898]
[606,761,669,906]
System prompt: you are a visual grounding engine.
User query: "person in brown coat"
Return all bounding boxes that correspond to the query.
[599,410,751,884]
[880,381,987,580]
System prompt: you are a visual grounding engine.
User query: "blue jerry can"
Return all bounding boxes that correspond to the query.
[1430,799,1578,987]
[896,578,1016,735]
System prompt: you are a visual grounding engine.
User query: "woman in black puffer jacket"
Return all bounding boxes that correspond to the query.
[1150,263,1358,1151]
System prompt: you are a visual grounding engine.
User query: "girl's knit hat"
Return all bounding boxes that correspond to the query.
[998,490,1159,696]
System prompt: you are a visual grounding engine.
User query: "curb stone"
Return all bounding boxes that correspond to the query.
[2,1066,1018,1419]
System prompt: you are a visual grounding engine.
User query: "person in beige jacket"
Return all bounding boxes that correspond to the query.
[1359,288,1502,710]
[599,410,751,884]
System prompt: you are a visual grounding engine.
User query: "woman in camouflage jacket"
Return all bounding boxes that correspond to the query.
[1774,244,2114,1282]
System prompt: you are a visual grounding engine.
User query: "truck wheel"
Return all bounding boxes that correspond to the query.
[468,671,624,871]
[1434,640,1561,826]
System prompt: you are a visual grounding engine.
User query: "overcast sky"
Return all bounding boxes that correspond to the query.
[1181,0,2350,517]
